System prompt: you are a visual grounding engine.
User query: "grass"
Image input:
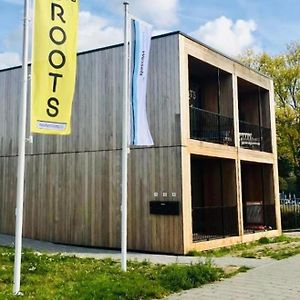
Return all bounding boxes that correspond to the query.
[188,235,300,260]
[0,246,225,300]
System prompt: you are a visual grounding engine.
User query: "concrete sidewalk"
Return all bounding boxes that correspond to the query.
[0,234,272,269]
[166,253,300,300]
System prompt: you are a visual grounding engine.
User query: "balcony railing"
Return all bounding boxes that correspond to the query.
[192,206,238,241]
[243,203,276,232]
[239,121,272,153]
[190,107,234,146]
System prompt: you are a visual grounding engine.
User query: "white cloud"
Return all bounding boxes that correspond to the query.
[0,52,21,69]
[190,16,259,57]
[0,10,123,60]
[152,29,172,37]
[0,7,174,64]
[96,0,178,28]
[78,11,123,52]
[133,0,178,27]
[78,10,173,51]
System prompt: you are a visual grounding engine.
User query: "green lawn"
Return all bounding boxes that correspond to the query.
[0,246,225,300]
[4,236,297,299]
[188,235,300,260]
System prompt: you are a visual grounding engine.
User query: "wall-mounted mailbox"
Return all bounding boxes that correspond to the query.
[150,201,180,215]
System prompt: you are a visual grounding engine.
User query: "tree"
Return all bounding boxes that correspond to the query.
[240,43,300,195]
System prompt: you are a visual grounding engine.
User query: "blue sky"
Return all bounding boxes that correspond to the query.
[0,0,299,69]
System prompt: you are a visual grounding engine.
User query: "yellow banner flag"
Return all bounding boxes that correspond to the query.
[31,0,79,135]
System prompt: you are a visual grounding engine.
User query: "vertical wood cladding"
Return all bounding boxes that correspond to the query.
[0,32,279,254]
[0,34,183,253]
[0,35,181,157]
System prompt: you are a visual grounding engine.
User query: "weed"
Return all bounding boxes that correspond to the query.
[0,247,225,299]
[187,235,300,260]
[258,237,270,244]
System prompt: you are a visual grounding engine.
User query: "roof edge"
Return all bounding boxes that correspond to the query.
[0,30,271,80]
[0,31,181,73]
[177,31,271,80]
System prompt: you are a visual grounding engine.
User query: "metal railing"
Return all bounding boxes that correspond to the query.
[243,203,276,232]
[192,206,238,241]
[281,200,300,230]
[190,107,234,146]
[239,121,272,153]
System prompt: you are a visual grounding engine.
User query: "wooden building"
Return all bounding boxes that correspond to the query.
[0,32,281,254]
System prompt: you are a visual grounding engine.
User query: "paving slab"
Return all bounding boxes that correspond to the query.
[166,254,300,300]
[284,230,300,238]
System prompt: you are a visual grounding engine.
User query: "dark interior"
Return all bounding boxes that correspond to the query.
[191,155,238,241]
[241,162,276,232]
[189,56,233,117]
[238,78,272,152]
[188,55,234,146]
[238,78,271,127]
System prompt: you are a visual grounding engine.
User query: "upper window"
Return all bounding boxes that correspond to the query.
[237,78,272,153]
[188,55,234,146]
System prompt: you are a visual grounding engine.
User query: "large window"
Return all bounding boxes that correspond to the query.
[188,55,234,146]
[238,78,272,152]
[191,155,238,241]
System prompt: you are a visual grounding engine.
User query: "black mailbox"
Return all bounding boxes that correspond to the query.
[150,201,180,215]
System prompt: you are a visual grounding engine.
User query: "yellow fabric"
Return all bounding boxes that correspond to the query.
[31,0,79,135]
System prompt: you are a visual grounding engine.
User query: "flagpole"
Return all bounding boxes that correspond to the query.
[13,0,30,294]
[121,1,129,272]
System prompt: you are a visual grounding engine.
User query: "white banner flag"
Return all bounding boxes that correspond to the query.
[130,18,154,146]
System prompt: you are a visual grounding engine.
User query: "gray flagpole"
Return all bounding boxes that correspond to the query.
[13,0,30,294]
[121,1,129,272]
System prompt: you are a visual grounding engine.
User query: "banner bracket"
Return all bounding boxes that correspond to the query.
[25,136,33,144]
